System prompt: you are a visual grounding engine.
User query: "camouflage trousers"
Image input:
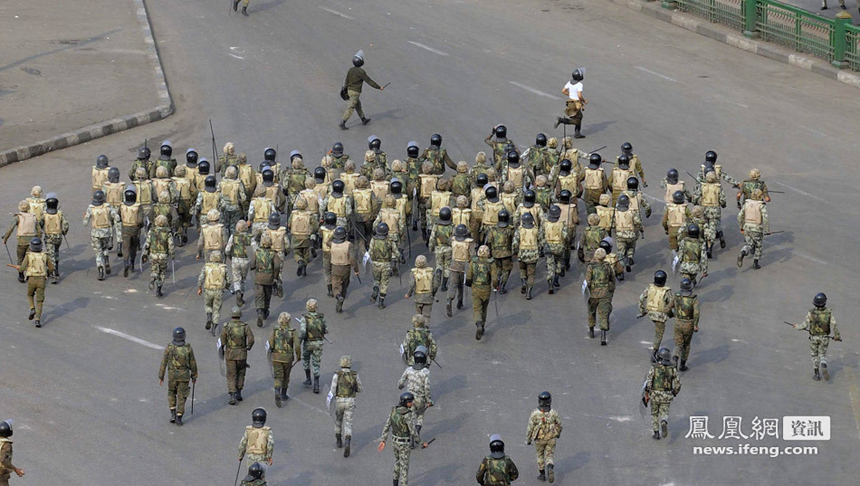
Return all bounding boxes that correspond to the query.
[334,397,356,437]
[470,214,483,242]
[809,335,830,368]
[223,207,243,238]
[232,257,249,294]
[679,261,701,283]
[741,225,764,259]
[583,191,601,215]
[673,320,695,361]
[588,296,613,331]
[251,222,268,242]
[272,359,295,391]
[650,390,674,431]
[417,200,429,233]
[274,250,285,295]
[447,270,465,305]
[226,359,247,393]
[292,239,311,265]
[534,438,557,469]
[150,253,169,286]
[434,246,452,279]
[27,276,47,319]
[177,199,193,230]
[91,234,111,269]
[45,234,62,277]
[651,318,668,351]
[121,226,141,269]
[414,299,433,319]
[167,378,191,416]
[413,396,429,428]
[14,238,28,266]
[354,220,373,255]
[302,340,324,377]
[492,256,513,289]
[545,245,565,282]
[254,283,273,312]
[342,89,365,121]
[667,226,681,251]
[391,438,412,486]
[323,253,332,286]
[519,261,536,289]
[616,233,637,263]
[472,285,491,324]
[702,206,721,245]
[372,261,391,295]
[203,289,224,325]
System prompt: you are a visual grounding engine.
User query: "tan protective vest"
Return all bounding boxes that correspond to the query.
[92,167,110,189]
[342,173,359,195]
[291,211,311,236]
[320,226,335,252]
[153,178,172,199]
[104,182,124,206]
[412,267,433,293]
[91,206,111,229]
[666,203,686,228]
[173,178,192,200]
[646,285,671,312]
[371,181,389,202]
[584,168,604,190]
[611,168,632,193]
[252,198,271,223]
[300,189,320,214]
[701,164,722,178]
[354,189,373,215]
[507,166,524,188]
[483,201,505,225]
[331,241,350,265]
[44,212,63,235]
[267,227,286,252]
[452,239,471,262]
[204,263,227,290]
[201,192,220,214]
[202,224,224,251]
[519,226,538,250]
[419,175,438,198]
[615,210,635,232]
[394,197,409,218]
[558,203,578,226]
[744,200,763,225]
[185,166,199,181]
[430,191,450,217]
[25,252,48,277]
[134,181,153,205]
[262,184,280,205]
[470,188,484,213]
[558,173,578,194]
[16,212,37,237]
[379,208,400,234]
[664,181,685,204]
[501,193,517,214]
[314,183,330,203]
[545,220,564,244]
[221,180,241,205]
[238,165,255,192]
[624,191,641,212]
[452,208,471,227]
[28,199,45,220]
[701,183,720,207]
[328,196,347,217]
[596,206,614,231]
[120,204,141,227]
[245,426,271,455]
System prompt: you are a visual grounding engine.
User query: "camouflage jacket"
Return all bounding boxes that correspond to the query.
[402,328,437,364]
[429,224,454,251]
[585,260,615,298]
[250,248,281,285]
[369,236,398,263]
[467,256,494,287]
[527,408,563,442]
[159,343,198,382]
[451,174,471,198]
[398,366,432,404]
[646,363,681,395]
[221,320,254,361]
[421,147,456,175]
[146,227,175,258]
[483,226,514,259]
[512,227,544,263]
[268,326,300,363]
[476,455,519,486]
[300,312,328,342]
[381,406,418,441]
[673,292,700,327]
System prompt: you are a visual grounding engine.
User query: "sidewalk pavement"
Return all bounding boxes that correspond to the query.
[0,0,172,166]
[782,0,860,24]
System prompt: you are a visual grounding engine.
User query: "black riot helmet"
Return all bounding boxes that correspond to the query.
[485,185,498,201]
[476,173,489,187]
[259,161,271,173]
[186,148,198,166]
[538,391,552,411]
[680,278,693,293]
[268,212,281,228]
[672,191,685,205]
[29,237,42,252]
[247,463,264,480]
[497,209,510,227]
[204,175,217,192]
[621,142,633,154]
[332,180,345,195]
[560,159,572,174]
[375,222,389,237]
[399,391,415,407]
[333,227,347,243]
[657,347,673,366]
[390,180,402,195]
[454,224,468,239]
[489,434,505,458]
[352,51,364,67]
[813,293,827,308]
[439,206,452,224]
[507,151,520,166]
[172,327,186,345]
[45,194,59,213]
[559,190,572,204]
[138,146,151,160]
[251,408,267,427]
[96,154,109,169]
[627,177,639,191]
[617,194,630,211]
[0,420,11,438]
[264,147,277,162]
[430,134,442,148]
[494,125,507,139]
[521,212,535,228]
[262,169,275,185]
[667,168,679,184]
[160,140,173,158]
[523,190,536,205]
[535,133,547,147]
[504,143,516,156]
[618,154,630,169]
[368,135,381,151]
[705,151,717,165]
[413,347,427,369]
[198,159,211,175]
[687,223,700,239]
[547,205,561,222]
[598,237,612,254]
[124,185,137,205]
[314,166,327,182]
[407,143,419,159]
[332,142,344,157]
[92,190,106,206]
[588,153,602,168]
[108,167,120,183]
[324,212,337,227]
[654,270,668,287]
[571,69,584,81]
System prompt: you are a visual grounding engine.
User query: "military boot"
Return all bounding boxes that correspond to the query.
[553,275,560,288]
[738,248,747,267]
[680,359,688,371]
[554,117,564,129]
[538,469,546,482]
[241,5,248,16]
[281,387,289,401]
[28,308,35,321]
[589,327,595,339]
[275,387,282,408]
[327,284,334,297]
[548,280,555,295]
[98,267,105,281]
[124,263,131,278]
[302,264,308,276]
[378,294,386,309]
[526,286,533,300]
[652,430,660,440]
[335,294,344,313]
[17,271,24,283]
[813,368,821,381]
[175,414,183,426]
[661,419,669,438]
[601,330,607,346]
[313,376,320,394]
[753,259,761,270]
[117,245,123,258]
[475,322,485,340]
[229,392,237,405]
[170,409,177,423]
[360,116,371,126]
[822,363,830,381]
[441,277,448,292]
[34,320,41,328]
[156,284,163,297]
[257,310,264,327]
[706,244,713,259]
[205,313,213,330]
[371,285,379,303]
[520,279,527,294]
[559,265,565,278]
[148,276,155,290]
[105,256,111,274]
[547,464,555,483]
[236,291,245,307]
[339,120,349,131]
[718,231,726,249]
[236,389,243,401]
[297,264,303,277]
[574,124,585,139]
[412,220,418,231]
[344,436,351,457]
[336,433,343,448]
[232,0,238,10]
[446,299,453,318]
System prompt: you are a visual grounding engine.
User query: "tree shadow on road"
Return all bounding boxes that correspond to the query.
[253,0,288,14]
[482,310,530,343]
[412,463,462,486]
[44,296,89,323]
[691,343,731,367]
[583,120,615,136]
[433,374,466,400]
[553,450,591,478]
[699,283,734,303]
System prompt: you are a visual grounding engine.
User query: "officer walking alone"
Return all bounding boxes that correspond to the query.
[340,50,385,130]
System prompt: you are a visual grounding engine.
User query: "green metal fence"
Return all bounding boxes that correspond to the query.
[756,1,833,60]
[847,25,860,70]
[676,0,746,30]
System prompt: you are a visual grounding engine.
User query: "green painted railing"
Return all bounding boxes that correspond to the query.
[847,24,860,70]
[675,0,746,30]
[756,1,833,60]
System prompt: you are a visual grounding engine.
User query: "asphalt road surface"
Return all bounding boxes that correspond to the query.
[1,0,859,484]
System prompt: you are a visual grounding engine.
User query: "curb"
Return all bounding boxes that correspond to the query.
[0,0,174,168]
[608,0,860,90]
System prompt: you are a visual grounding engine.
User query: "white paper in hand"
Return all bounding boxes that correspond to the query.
[216,337,222,349]
[265,341,270,351]
[363,251,371,267]
[581,279,588,295]
[326,390,333,410]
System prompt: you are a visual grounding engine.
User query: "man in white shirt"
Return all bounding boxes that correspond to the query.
[555,68,587,139]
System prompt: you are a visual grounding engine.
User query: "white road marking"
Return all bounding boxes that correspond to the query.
[792,250,830,266]
[155,304,182,311]
[509,81,562,100]
[292,396,332,418]
[408,41,448,56]
[319,6,353,19]
[635,66,677,82]
[642,192,665,205]
[124,289,138,293]
[229,53,244,60]
[771,181,827,203]
[95,326,164,350]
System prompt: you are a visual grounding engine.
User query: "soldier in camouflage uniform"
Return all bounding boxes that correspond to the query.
[618,142,647,186]
[226,220,252,307]
[512,213,543,300]
[484,210,514,293]
[17,238,52,328]
[240,463,266,486]
[598,238,625,282]
[533,176,553,212]
[368,135,389,176]
[469,152,492,188]
[608,155,633,205]
[323,180,353,234]
[193,176,223,229]
[697,150,739,187]
[262,212,289,297]
[129,146,152,181]
[41,194,69,284]
[582,154,609,215]
[153,140,177,177]
[585,248,616,345]
[446,224,474,317]
[621,177,651,226]
[82,191,119,280]
[550,158,582,204]
[693,170,728,255]
[645,348,681,440]
[416,162,439,241]
[370,223,398,309]
[540,206,569,294]
[737,189,770,270]
[198,251,228,333]
[660,169,692,205]
[217,142,239,176]
[467,245,494,340]
[639,271,675,353]
[352,175,379,255]
[330,355,362,457]
[221,307,254,404]
[672,278,700,371]
[132,168,156,226]
[484,125,514,171]
[793,293,842,381]
[375,194,405,264]
[555,190,578,272]
[239,408,274,472]
[235,153,256,215]
[451,161,471,200]
[522,133,548,177]
[0,420,24,484]
[398,348,433,445]
[152,190,177,234]
[152,166,177,206]
[119,186,143,277]
[613,195,642,273]
[158,327,197,426]
[269,312,300,407]
[219,166,247,238]
[406,255,440,319]
[102,168,124,252]
[197,209,228,263]
[429,207,453,289]
[282,153,310,218]
[594,193,614,234]
[526,391,562,483]
[662,191,690,251]
[330,227,359,314]
[92,155,112,194]
[379,392,422,486]
[171,165,195,245]
[250,234,281,327]
[248,184,276,240]
[319,212,338,297]
[143,215,175,297]
[401,314,438,365]
[502,182,521,223]
[737,168,770,208]
[476,435,519,486]
[288,197,318,277]
[478,185,504,243]
[578,213,606,264]
[421,133,457,175]
[676,224,708,285]
[678,205,707,246]
[300,299,328,393]
[358,148,378,182]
